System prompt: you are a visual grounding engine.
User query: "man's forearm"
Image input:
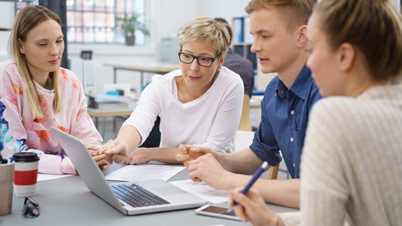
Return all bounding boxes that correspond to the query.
[257,178,300,208]
[215,148,300,207]
[217,148,263,174]
[224,173,301,208]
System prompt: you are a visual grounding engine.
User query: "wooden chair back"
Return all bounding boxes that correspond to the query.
[238,94,253,131]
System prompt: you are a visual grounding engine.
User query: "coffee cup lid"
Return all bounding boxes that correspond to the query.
[13,152,39,162]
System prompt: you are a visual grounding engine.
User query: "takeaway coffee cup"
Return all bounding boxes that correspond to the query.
[13,152,39,197]
[0,159,14,215]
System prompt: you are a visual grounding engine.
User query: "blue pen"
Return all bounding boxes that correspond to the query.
[229,161,269,211]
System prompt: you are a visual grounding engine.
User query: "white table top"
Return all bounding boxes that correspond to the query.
[104,63,180,74]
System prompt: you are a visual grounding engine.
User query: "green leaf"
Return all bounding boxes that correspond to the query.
[115,13,150,37]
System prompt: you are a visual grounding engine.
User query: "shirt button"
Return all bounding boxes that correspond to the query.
[290,110,295,115]
[290,137,294,142]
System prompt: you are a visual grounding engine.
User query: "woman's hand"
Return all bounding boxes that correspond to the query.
[96,139,128,164]
[229,187,280,226]
[124,148,153,165]
[86,143,110,170]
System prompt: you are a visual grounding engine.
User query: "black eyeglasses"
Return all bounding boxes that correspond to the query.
[22,197,40,217]
[178,51,220,67]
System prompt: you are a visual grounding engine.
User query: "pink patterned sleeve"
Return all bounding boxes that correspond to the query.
[67,72,103,146]
[0,71,29,159]
[24,149,77,175]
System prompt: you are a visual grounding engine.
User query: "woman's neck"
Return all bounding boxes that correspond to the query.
[345,69,388,98]
[29,66,52,89]
[175,76,211,103]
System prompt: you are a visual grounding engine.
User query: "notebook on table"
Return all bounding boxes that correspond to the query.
[51,127,206,215]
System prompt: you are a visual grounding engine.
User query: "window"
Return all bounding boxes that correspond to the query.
[66,0,147,45]
[15,1,35,12]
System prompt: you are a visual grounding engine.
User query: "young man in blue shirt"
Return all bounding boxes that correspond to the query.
[178,0,321,208]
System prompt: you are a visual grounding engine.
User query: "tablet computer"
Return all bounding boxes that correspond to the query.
[195,204,241,221]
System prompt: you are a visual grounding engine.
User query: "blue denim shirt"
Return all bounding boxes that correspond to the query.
[250,66,321,178]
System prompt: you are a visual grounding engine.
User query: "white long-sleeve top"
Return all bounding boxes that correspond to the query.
[122,66,244,152]
[294,83,402,226]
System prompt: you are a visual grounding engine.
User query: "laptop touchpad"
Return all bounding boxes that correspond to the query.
[152,185,184,195]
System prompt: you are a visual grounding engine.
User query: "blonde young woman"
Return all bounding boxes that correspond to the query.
[98,17,244,165]
[0,6,102,174]
[229,0,402,226]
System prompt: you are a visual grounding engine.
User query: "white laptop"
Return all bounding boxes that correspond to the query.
[51,127,206,215]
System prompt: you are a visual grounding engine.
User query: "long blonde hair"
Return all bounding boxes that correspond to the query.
[9,5,63,120]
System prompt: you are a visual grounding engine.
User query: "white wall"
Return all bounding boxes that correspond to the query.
[0,2,15,62]
[199,0,249,23]
[152,0,203,41]
[394,0,401,11]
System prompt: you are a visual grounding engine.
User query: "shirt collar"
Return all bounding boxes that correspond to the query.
[276,65,312,100]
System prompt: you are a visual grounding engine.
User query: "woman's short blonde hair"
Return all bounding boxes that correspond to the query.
[314,0,402,80]
[178,17,231,58]
[9,5,62,120]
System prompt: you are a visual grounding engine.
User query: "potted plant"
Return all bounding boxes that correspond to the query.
[116,13,150,46]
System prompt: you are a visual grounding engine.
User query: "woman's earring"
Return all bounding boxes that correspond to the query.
[214,68,221,77]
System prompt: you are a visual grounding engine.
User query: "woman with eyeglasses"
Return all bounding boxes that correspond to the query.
[0,6,102,174]
[228,0,402,225]
[97,17,243,166]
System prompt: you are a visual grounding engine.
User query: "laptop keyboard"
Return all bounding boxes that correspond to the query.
[111,184,170,207]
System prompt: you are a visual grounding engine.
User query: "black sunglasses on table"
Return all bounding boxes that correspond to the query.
[22,196,40,217]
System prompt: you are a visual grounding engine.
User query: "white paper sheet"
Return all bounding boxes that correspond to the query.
[105,164,185,182]
[37,173,74,182]
[170,179,229,204]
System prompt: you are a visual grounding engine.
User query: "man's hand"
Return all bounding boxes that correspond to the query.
[186,153,232,190]
[176,144,218,166]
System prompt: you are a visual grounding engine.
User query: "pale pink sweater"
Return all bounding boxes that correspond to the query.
[0,59,102,174]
